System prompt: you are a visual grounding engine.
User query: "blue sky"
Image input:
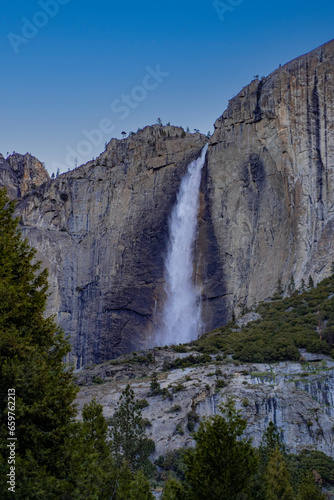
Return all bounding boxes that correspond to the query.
[1,0,333,174]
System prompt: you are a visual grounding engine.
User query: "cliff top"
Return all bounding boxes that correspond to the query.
[0,152,50,199]
[213,38,334,130]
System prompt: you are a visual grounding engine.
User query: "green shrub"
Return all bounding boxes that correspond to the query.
[175,423,184,436]
[92,376,104,384]
[172,344,188,353]
[216,380,226,389]
[187,411,199,432]
[136,399,149,409]
[164,353,212,370]
[168,405,181,413]
[129,353,154,364]
[172,383,185,393]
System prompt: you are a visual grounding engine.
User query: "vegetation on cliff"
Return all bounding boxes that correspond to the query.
[192,273,334,363]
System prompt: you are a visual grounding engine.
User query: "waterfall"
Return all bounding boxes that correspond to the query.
[156,144,208,346]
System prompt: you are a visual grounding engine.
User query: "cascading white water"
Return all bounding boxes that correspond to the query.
[157,144,208,346]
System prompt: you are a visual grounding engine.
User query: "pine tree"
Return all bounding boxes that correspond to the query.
[296,471,326,499]
[161,476,187,500]
[118,470,155,500]
[250,422,287,500]
[183,399,258,500]
[259,421,286,469]
[0,189,133,498]
[276,279,284,297]
[149,372,161,395]
[288,275,295,295]
[308,275,314,288]
[265,447,294,500]
[110,384,155,472]
[0,188,79,497]
[66,400,119,499]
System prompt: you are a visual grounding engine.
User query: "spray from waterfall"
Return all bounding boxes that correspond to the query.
[156,144,208,346]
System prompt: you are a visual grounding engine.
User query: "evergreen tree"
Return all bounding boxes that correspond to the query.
[296,471,326,500]
[259,421,286,469]
[288,275,295,295]
[118,470,154,500]
[149,372,161,395]
[265,447,294,500]
[183,399,258,500]
[0,189,78,497]
[251,422,287,500]
[308,275,314,288]
[161,476,187,500]
[65,400,120,499]
[0,190,140,498]
[275,279,284,297]
[110,384,155,472]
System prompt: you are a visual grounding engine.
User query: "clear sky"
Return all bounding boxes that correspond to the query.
[1,0,333,174]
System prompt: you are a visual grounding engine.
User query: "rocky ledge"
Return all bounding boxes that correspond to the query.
[75,349,334,459]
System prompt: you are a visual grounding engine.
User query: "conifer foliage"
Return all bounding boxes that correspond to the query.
[0,190,154,499]
[265,447,294,500]
[110,384,155,473]
[0,189,79,497]
[182,399,258,499]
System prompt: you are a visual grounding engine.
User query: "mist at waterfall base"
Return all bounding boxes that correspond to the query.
[155,144,208,347]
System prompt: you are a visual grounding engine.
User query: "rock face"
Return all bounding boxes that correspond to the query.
[15,127,207,368]
[3,40,334,366]
[75,350,334,459]
[0,153,50,199]
[199,39,334,329]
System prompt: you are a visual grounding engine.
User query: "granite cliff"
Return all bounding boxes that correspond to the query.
[2,39,334,367]
[0,152,49,199]
[75,348,334,460]
[13,127,207,368]
[199,38,334,329]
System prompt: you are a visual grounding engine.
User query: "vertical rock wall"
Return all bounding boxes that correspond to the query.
[16,127,207,367]
[199,39,334,330]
